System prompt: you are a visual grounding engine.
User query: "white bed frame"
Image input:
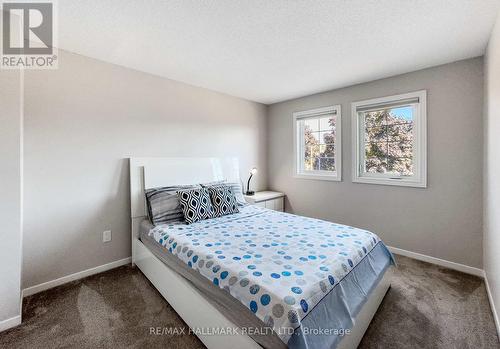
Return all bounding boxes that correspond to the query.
[130,157,391,349]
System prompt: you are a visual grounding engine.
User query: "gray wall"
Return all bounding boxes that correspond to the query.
[23,50,267,289]
[484,14,500,330]
[267,58,484,268]
[0,68,22,323]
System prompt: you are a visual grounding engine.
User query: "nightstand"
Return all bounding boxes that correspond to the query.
[244,191,285,212]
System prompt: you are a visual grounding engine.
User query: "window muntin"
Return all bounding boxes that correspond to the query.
[352,91,426,187]
[294,105,341,181]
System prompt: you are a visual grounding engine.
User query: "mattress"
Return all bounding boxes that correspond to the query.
[141,206,394,348]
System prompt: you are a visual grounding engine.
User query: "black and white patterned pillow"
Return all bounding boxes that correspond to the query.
[201,181,247,206]
[208,185,239,217]
[177,188,215,224]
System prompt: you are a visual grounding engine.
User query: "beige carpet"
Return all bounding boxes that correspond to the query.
[1,255,498,348]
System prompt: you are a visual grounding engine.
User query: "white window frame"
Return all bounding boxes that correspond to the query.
[293,105,342,181]
[351,90,427,188]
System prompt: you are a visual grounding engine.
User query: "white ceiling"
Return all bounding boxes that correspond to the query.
[58,1,500,104]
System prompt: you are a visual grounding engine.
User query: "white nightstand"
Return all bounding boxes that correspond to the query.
[244,191,285,212]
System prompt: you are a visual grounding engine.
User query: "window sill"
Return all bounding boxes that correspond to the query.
[294,173,341,182]
[352,176,426,188]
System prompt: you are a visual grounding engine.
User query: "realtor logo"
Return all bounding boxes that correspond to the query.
[1,1,58,69]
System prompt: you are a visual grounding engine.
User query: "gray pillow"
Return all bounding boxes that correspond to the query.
[200,180,247,206]
[145,184,200,225]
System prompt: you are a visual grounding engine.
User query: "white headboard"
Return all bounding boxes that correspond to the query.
[130,157,241,219]
[129,157,241,261]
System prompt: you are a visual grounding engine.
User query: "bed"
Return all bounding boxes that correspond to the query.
[130,157,394,349]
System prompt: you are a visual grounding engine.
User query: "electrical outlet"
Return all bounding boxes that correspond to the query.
[103,230,112,243]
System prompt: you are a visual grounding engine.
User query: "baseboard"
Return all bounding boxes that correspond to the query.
[0,315,21,332]
[388,246,484,277]
[23,257,132,297]
[484,272,500,338]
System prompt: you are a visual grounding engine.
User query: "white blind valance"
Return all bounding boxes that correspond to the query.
[355,97,419,113]
[294,105,339,120]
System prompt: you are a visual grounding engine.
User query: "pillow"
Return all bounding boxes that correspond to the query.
[201,180,247,206]
[200,179,226,187]
[208,185,239,217]
[177,188,215,224]
[145,185,200,225]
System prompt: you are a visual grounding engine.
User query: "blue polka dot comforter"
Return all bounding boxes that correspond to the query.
[149,205,392,344]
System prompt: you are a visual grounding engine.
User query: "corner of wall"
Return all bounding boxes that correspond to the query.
[483,8,500,339]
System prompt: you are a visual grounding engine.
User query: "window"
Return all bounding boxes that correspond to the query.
[352,90,427,187]
[293,105,341,181]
